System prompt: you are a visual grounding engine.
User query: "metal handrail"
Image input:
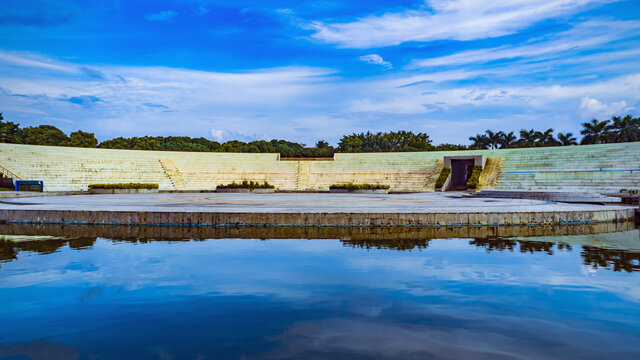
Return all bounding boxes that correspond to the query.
[0,162,50,192]
[0,162,21,180]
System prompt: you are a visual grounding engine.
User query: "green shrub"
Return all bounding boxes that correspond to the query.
[329,183,390,191]
[88,183,159,190]
[216,180,275,190]
[435,167,451,189]
[466,165,483,190]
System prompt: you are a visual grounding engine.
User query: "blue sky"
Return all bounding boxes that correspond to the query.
[1,0,639,145]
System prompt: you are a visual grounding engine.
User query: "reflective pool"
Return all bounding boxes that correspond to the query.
[1,227,640,359]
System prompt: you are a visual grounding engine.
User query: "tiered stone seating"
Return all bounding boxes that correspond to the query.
[312,153,441,190]
[172,153,298,190]
[0,142,638,192]
[0,144,173,191]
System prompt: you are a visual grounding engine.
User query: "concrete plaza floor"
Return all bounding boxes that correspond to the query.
[0,192,634,228]
[0,191,626,213]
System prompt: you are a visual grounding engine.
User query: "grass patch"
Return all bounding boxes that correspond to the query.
[466,165,483,190]
[435,167,451,188]
[217,180,275,190]
[88,183,159,190]
[329,183,390,191]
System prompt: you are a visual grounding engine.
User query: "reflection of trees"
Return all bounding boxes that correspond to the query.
[0,238,97,263]
[10,239,73,255]
[518,241,555,255]
[469,238,516,252]
[342,239,431,251]
[0,240,19,262]
[2,235,640,273]
[470,238,572,255]
[0,237,202,264]
[581,246,640,273]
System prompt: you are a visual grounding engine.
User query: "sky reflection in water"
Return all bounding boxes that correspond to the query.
[1,231,640,359]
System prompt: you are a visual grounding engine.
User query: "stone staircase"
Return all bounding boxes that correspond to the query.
[1,142,639,192]
[159,159,185,190]
[295,162,311,190]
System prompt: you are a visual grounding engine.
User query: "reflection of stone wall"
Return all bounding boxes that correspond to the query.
[0,221,635,242]
[1,142,639,192]
[2,226,639,272]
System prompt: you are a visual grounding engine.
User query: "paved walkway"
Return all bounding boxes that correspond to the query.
[0,192,626,213]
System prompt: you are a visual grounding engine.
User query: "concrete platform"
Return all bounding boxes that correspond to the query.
[0,192,635,228]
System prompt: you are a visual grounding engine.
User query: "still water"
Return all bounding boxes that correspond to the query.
[1,226,640,359]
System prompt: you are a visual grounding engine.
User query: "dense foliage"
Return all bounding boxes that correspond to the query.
[1,112,638,155]
[468,115,640,149]
[337,131,432,152]
[466,165,483,190]
[216,181,275,190]
[88,183,159,190]
[435,167,451,189]
[329,183,391,191]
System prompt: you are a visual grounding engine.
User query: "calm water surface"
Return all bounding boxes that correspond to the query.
[1,229,640,359]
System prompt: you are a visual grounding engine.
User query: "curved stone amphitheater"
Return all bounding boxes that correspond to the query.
[0,142,639,192]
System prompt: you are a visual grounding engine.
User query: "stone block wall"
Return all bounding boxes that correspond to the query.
[0,142,638,192]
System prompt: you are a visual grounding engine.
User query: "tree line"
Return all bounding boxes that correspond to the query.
[468,116,640,149]
[1,113,638,156]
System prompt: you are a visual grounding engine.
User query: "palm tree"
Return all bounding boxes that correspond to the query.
[580,119,611,144]
[537,128,558,146]
[484,130,504,149]
[518,129,538,147]
[468,134,490,149]
[608,115,640,143]
[557,132,577,146]
[499,131,517,148]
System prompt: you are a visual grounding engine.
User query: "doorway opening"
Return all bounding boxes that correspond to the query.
[450,159,475,190]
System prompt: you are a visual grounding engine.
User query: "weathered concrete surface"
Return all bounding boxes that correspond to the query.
[0,192,634,227]
[0,221,636,241]
[469,190,622,203]
[1,142,639,192]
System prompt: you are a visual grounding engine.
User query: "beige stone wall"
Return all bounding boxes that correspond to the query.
[0,142,639,192]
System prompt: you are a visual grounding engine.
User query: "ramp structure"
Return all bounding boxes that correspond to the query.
[0,142,638,192]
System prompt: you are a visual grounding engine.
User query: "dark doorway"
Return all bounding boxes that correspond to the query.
[450,160,475,190]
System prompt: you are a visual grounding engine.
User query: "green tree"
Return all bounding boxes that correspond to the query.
[557,132,577,146]
[338,131,432,153]
[499,131,517,148]
[608,115,640,143]
[468,134,490,149]
[315,140,329,149]
[436,143,467,151]
[65,130,98,148]
[484,130,504,149]
[580,119,611,144]
[0,114,22,143]
[518,129,539,147]
[537,128,558,146]
[21,125,69,146]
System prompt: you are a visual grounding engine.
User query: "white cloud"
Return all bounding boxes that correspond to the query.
[1,49,638,145]
[359,54,393,69]
[309,0,615,48]
[194,6,210,16]
[210,128,223,142]
[409,20,640,68]
[146,10,178,21]
[580,96,629,118]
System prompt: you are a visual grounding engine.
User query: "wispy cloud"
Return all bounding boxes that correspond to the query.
[193,6,210,16]
[146,10,179,21]
[1,45,638,145]
[409,20,640,68]
[309,0,615,48]
[359,54,393,69]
